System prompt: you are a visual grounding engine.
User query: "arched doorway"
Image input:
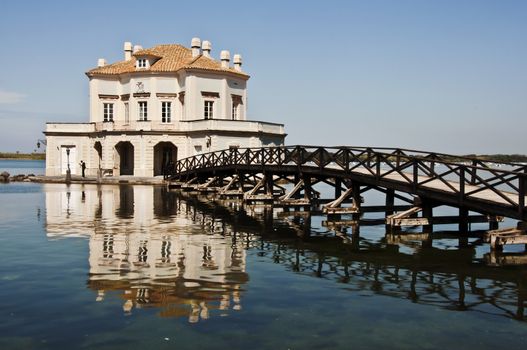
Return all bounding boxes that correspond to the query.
[94,141,102,173]
[153,142,178,177]
[114,141,134,175]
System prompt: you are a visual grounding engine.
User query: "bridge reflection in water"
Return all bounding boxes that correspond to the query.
[44,184,527,322]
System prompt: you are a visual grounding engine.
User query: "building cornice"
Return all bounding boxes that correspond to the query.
[44,129,286,139]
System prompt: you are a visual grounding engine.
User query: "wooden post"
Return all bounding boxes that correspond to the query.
[265,173,274,195]
[470,160,477,186]
[352,182,361,211]
[459,166,465,205]
[335,178,342,200]
[352,182,361,221]
[422,200,433,219]
[422,199,433,235]
[385,189,395,216]
[413,160,418,193]
[488,216,499,231]
[519,172,526,220]
[459,207,469,233]
[238,173,244,192]
[303,175,312,200]
[376,154,381,178]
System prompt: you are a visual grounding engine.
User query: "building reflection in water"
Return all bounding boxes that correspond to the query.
[45,184,247,322]
[44,184,527,322]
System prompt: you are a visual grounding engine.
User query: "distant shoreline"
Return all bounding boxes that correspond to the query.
[0,153,46,160]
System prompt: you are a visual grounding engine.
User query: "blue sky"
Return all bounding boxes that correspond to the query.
[0,0,526,154]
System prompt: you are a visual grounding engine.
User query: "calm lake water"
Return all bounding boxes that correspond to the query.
[0,161,527,349]
[0,159,45,175]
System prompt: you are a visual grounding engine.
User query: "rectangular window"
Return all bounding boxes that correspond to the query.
[103,103,114,122]
[232,103,238,120]
[204,100,214,119]
[231,95,242,120]
[124,102,129,124]
[139,101,148,121]
[161,102,171,123]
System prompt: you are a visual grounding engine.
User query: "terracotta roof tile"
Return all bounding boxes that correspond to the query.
[86,44,249,78]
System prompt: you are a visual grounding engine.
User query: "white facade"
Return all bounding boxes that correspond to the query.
[45,38,286,177]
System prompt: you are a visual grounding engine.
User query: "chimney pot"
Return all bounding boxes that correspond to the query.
[191,37,201,57]
[97,58,107,67]
[202,40,212,58]
[220,50,230,68]
[233,54,242,71]
[124,41,133,61]
[133,45,143,53]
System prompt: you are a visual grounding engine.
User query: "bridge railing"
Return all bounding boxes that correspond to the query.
[173,146,527,216]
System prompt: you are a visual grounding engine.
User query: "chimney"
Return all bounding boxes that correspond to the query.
[191,37,201,57]
[97,58,107,67]
[233,54,242,71]
[124,42,132,61]
[202,40,212,58]
[133,44,143,53]
[220,50,230,69]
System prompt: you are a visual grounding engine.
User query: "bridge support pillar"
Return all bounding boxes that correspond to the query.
[459,207,469,233]
[488,216,500,231]
[352,182,361,211]
[303,176,312,199]
[385,189,395,216]
[422,200,434,236]
[239,174,245,192]
[265,173,274,195]
[335,178,342,199]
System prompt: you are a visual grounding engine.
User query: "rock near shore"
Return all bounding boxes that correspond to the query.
[0,171,10,182]
[0,172,36,183]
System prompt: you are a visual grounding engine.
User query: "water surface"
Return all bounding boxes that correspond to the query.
[0,159,45,176]
[0,181,526,349]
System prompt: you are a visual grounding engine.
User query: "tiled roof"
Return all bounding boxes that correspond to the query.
[86,44,249,78]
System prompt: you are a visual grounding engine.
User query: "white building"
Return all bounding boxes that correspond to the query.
[44,38,286,177]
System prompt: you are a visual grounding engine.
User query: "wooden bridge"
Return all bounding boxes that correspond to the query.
[169,145,527,251]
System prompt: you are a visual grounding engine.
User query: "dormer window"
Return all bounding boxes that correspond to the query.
[136,58,148,69]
